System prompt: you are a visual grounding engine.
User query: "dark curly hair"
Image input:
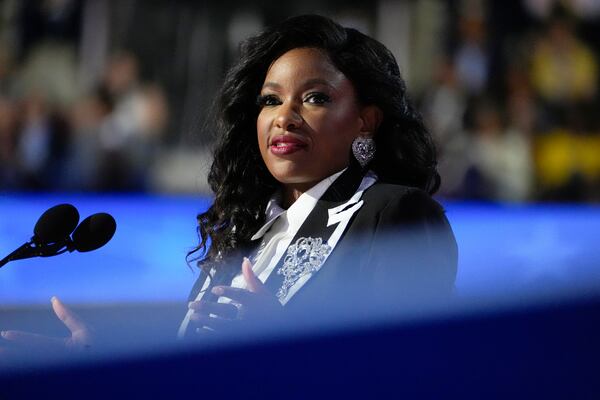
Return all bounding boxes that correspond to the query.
[190,14,440,278]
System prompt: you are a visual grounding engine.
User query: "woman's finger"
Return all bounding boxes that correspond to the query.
[50,296,87,335]
[211,286,255,304]
[0,330,65,348]
[241,257,268,294]
[188,301,238,319]
[192,326,216,337]
[189,314,236,332]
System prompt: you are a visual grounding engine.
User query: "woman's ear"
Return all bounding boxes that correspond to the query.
[359,105,383,137]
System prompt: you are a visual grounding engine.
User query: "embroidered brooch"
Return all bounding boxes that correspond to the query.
[276,237,331,302]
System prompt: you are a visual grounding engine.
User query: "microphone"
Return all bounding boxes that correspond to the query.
[71,213,117,252]
[34,203,80,244]
[0,204,117,268]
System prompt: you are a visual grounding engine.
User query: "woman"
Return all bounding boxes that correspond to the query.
[180,15,457,339]
[0,15,457,350]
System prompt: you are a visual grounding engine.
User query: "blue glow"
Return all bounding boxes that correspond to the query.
[0,194,210,305]
[1,195,600,305]
[446,201,600,294]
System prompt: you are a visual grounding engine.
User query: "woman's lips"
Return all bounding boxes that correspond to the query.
[269,135,307,155]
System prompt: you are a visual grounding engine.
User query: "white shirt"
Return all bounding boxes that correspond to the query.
[177,169,346,338]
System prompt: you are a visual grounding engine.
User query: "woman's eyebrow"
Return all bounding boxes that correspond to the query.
[261,78,337,91]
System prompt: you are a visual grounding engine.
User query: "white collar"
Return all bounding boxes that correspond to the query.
[250,168,346,241]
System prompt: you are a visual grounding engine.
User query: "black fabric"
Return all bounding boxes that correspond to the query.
[186,169,458,316]
[283,183,457,317]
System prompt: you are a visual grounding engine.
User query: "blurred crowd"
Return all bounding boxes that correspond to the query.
[0,0,599,202]
[0,1,168,192]
[423,1,600,202]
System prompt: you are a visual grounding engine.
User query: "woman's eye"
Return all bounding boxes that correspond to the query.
[304,92,331,105]
[257,95,281,107]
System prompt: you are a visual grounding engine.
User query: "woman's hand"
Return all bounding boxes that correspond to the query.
[188,257,283,335]
[1,296,94,355]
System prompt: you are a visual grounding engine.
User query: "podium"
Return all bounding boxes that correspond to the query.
[1,296,599,398]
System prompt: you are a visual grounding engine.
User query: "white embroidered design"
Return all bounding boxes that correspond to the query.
[276,237,331,301]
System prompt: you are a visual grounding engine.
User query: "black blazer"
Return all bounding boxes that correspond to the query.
[188,166,458,317]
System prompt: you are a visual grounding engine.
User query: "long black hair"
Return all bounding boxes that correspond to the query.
[190,14,440,276]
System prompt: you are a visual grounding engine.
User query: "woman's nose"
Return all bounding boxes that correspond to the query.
[275,103,302,130]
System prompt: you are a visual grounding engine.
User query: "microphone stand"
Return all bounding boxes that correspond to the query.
[0,238,72,268]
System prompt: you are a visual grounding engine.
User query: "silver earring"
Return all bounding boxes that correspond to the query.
[352,136,376,168]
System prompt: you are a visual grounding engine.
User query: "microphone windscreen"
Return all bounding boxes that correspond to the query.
[34,204,80,244]
[72,213,116,252]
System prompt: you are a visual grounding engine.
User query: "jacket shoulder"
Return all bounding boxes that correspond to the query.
[361,182,446,225]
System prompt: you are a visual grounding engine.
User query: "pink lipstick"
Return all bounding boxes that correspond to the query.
[269,135,307,155]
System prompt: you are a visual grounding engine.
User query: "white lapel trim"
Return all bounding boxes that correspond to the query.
[279,172,377,305]
[250,209,285,241]
[250,196,286,241]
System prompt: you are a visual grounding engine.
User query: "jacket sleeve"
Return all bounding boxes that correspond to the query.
[368,188,458,304]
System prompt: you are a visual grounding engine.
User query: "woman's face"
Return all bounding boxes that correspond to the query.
[256,47,365,192]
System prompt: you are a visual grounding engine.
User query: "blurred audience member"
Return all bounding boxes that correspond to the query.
[0,45,16,96]
[529,7,598,107]
[462,98,534,201]
[453,2,490,96]
[92,52,168,191]
[423,58,467,147]
[422,58,470,197]
[523,0,600,20]
[534,108,600,202]
[14,0,81,107]
[16,91,70,190]
[506,66,539,136]
[63,87,112,190]
[0,95,19,189]
[534,134,600,202]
